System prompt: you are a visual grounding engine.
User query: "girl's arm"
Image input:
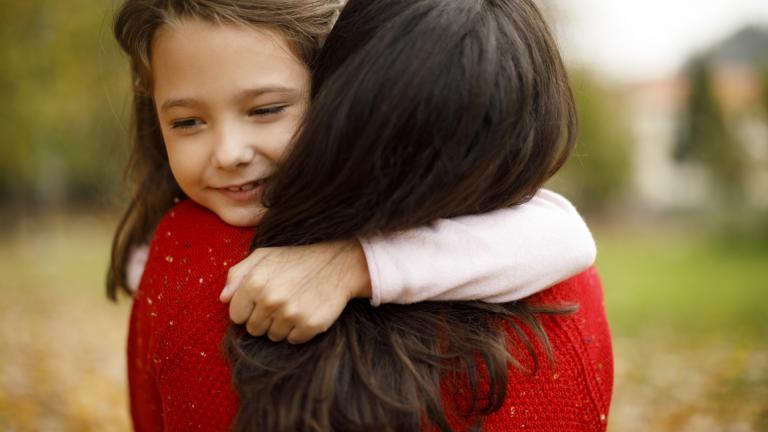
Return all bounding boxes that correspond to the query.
[222,189,594,344]
[360,189,595,305]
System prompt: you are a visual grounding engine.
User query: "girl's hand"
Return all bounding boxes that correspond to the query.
[220,240,372,344]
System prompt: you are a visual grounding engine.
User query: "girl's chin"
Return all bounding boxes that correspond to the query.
[216,205,266,228]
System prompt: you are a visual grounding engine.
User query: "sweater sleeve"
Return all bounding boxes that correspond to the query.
[359,189,596,306]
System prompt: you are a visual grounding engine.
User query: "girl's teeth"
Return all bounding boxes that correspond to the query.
[226,182,258,192]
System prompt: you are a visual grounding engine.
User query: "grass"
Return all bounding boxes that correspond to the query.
[0,214,766,431]
[594,225,768,431]
[0,213,131,431]
[597,226,768,338]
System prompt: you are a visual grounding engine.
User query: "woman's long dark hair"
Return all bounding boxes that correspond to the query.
[225,0,578,430]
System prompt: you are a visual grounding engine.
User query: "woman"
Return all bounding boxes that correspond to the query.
[128,0,613,430]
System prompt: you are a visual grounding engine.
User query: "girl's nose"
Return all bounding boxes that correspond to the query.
[211,128,255,170]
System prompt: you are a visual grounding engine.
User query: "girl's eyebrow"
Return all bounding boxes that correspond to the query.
[159,86,299,112]
[235,87,299,102]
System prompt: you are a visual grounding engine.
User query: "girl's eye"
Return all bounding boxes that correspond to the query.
[249,105,287,117]
[171,118,203,129]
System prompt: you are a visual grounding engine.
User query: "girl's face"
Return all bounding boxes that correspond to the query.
[152,19,310,227]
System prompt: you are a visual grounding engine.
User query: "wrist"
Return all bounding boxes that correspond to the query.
[346,240,372,299]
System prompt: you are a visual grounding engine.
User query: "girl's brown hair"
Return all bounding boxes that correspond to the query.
[108,0,345,299]
[226,0,579,430]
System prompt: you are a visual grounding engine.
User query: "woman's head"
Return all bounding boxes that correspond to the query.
[257,0,577,244]
[228,0,577,430]
[108,0,345,299]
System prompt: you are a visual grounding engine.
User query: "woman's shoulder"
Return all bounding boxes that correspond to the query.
[474,267,612,431]
[528,266,603,305]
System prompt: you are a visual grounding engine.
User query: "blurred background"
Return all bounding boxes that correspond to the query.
[0,0,766,430]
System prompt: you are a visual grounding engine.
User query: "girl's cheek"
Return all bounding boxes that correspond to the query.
[244,119,298,162]
[166,139,210,175]
[272,123,302,161]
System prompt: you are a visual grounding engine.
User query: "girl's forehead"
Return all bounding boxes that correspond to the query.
[150,18,310,103]
[152,18,301,66]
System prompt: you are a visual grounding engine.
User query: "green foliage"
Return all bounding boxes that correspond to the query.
[0,0,131,209]
[674,56,745,203]
[1,2,636,215]
[762,65,768,124]
[548,70,633,213]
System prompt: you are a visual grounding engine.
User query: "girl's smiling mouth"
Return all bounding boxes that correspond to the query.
[216,178,269,202]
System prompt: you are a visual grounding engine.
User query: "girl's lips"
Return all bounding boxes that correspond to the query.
[216,181,265,203]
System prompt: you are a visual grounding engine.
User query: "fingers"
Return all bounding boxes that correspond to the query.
[265,313,331,344]
[286,326,321,345]
[245,304,297,342]
[221,250,268,302]
[265,316,294,342]
[244,304,327,344]
[228,286,256,324]
[246,316,272,338]
[244,301,275,336]
[244,311,297,342]
[232,292,293,342]
[221,267,245,302]
[286,310,332,344]
[223,243,351,344]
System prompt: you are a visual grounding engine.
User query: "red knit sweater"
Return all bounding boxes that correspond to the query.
[127,200,613,431]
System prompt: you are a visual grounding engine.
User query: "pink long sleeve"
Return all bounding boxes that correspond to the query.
[359,189,596,306]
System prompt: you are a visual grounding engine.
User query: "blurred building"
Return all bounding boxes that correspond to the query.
[625,27,768,212]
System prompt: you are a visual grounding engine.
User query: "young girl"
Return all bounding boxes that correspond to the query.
[112,0,611,430]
